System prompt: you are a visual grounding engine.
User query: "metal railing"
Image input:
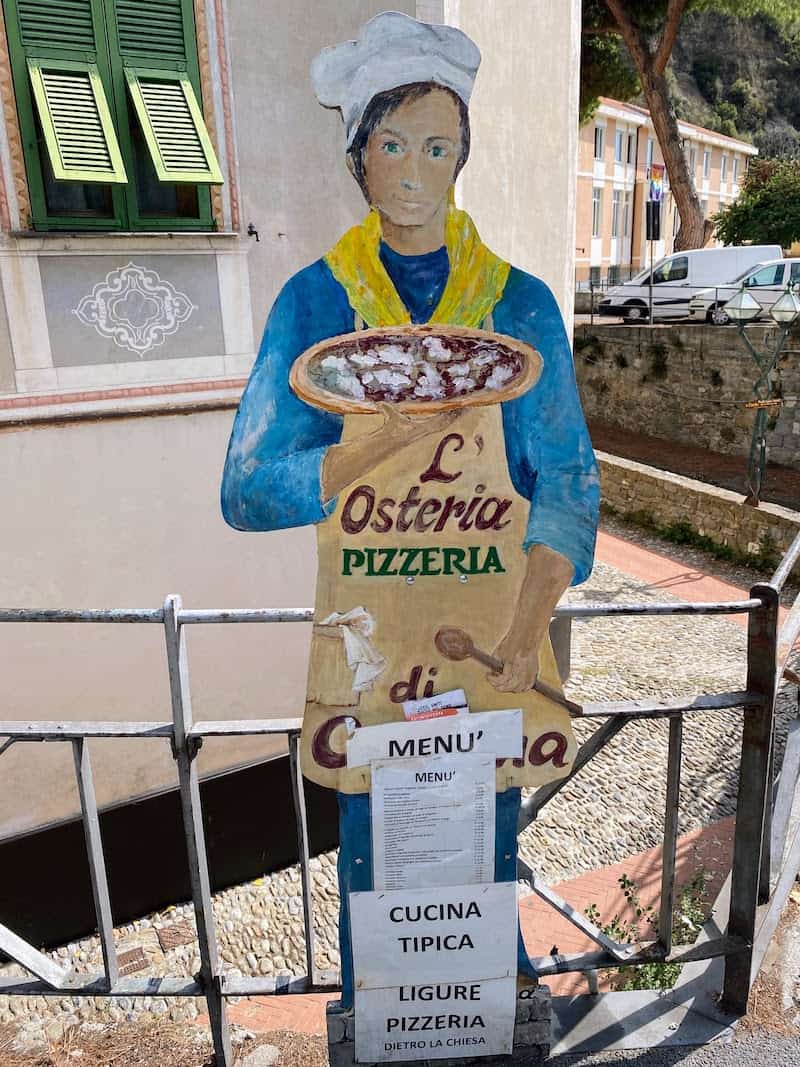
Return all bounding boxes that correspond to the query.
[1,534,799,1064]
[575,264,639,292]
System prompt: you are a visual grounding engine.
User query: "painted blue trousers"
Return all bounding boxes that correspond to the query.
[336,788,535,1008]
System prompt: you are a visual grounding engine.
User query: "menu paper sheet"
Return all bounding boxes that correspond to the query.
[372,756,495,891]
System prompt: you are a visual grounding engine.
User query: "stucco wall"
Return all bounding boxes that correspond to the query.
[0,4,586,840]
[227,0,416,345]
[443,0,582,328]
[0,406,314,839]
[229,0,580,337]
[0,281,13,392]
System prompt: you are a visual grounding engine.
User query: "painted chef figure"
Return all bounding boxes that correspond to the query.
[222,12,599,1007]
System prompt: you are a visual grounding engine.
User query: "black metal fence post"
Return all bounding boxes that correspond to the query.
[722,582,780,1015]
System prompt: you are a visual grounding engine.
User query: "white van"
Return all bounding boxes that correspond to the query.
[597,245,782,323]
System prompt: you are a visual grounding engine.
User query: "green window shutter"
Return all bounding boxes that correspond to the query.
[114,0,186,63]
[125,67,222,184]
[27,58,127,183]
[17,0,96,51]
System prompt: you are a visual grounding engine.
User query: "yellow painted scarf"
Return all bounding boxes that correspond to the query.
[324,202,510,329]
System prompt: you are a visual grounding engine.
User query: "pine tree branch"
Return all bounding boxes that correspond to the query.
[654,0,689,75]
[602,0,654,72]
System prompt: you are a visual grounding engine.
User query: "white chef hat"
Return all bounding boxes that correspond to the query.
[311,11,481,148]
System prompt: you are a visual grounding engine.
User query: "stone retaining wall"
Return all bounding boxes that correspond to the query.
[575,323,800,470]
[574,290,601,313]
[598,451,800,579]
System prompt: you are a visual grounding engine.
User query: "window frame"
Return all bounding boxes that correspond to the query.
[594,125,604,161]
[746,264,785,288]
[611,188,621,237]
[4,0,217,232]
[591,187,602,238]
[653,255,688,284]
[101,0,214,232]
[614,128,624,164]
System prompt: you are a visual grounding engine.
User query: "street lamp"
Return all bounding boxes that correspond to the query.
[724,284,800,506]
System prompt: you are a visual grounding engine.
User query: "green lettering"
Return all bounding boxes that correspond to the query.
[342,549,365,576]
[398,547,422,576]
[377,548,398,576]
[442,547,467,574]
[482,546,505,573]
[420,547,441,575]
[344,545,503,577]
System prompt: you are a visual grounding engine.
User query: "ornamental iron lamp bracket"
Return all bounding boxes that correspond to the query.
[723,284,799,506]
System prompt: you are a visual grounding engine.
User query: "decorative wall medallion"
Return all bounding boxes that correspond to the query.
[74,262,197,357]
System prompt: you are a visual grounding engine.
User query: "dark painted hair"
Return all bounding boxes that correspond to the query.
[347,82,470,202]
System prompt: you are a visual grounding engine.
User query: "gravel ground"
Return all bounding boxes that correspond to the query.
[1,549,797,1051]
[520,560,796,882]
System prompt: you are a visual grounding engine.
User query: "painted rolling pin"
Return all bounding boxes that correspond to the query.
[434,625,583,716]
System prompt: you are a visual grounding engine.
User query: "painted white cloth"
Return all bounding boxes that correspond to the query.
[321,606,387,692]
[311,10,481,147]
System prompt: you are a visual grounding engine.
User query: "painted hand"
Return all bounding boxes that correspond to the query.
[487,630,540,693]
[322,402,459,500]
[375,402,459,447]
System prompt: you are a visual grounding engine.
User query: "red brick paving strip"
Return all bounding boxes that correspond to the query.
[156,919,196,952]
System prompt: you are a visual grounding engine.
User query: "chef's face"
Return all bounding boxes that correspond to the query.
[362,89,461,229]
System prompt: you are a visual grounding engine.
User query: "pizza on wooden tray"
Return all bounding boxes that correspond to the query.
[290,324,542,415]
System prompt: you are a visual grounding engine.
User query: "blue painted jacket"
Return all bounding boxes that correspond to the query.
[221,259,599,584]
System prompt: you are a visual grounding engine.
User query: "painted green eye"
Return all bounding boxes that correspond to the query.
[383,141,401,155]
[430,145,448,158]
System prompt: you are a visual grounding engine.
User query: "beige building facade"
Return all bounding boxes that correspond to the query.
[0,1,583,836]
[576,97,758,285]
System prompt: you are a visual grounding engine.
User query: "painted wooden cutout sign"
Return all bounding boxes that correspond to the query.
[222,9,599,1016]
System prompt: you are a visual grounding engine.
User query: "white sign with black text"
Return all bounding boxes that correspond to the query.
[371,755,495,891]
[350,881,517,989]
[355,977,516,1063]
[345,709,523,768]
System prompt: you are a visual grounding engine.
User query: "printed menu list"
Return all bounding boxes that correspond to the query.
[371,755,495,891]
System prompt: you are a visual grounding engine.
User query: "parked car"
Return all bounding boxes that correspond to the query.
[687,258,800,325]
[597,245,782,323]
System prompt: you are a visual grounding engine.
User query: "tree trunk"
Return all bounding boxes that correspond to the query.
[640,67,714,250]
[602,0,714,251]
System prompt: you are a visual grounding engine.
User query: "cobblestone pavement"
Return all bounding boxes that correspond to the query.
[0,556,795,1050]
[520,560,796,882]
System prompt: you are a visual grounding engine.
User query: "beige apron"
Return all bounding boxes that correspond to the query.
[300,400,578,793]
